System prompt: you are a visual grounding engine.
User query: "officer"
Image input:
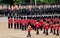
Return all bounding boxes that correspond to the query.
[27,25,31,37]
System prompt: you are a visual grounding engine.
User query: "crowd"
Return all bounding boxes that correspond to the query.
[0,5,60,16]
[8,16,60,37]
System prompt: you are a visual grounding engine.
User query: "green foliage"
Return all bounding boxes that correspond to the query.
[0,0,59,5]
[44,0,57,4]
[13,0,25,5]
[36,0,57,4]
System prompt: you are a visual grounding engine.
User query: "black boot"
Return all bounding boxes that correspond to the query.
[8,24,10,28]
[43,28,45,34]
[36,29,39,35]
[46,30,48,35]
[56,30,59,36]
[50,28,53,33]
[53,29,55,35]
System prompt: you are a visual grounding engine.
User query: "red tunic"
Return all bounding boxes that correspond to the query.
[45,26,49,31]
[50,22,53,28]
[53,18,59,23]
[29,19,34,25]
[43,22,46,28]
[35,24,40,29]
[46,18,51,22]
[8,18,12,24]
[14,18,17,24]
[28,29,31,32]
[53,25,56,30]
[56,26,59,30]
[39,19,43,25]
[19,19,22,24]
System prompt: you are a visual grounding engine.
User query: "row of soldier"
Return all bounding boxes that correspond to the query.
[8,16,60,37]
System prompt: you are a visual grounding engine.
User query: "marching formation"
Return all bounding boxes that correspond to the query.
[8,16,60,37]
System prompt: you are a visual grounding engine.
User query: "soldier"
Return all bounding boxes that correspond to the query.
[50,22,53,33]
[53,24,56,35]
[45,23,49,35]
[14,17,17,29]
[56,23,59,36]
[8,17,11,28]
[8,17,13,29]
[21,19,26,30]
[29,19,34,30]
[46,17,51,24]
[39,19,43,31]
[27,25,31,37]
[35,20,40,35]
[17,17,19,29]
[43,20,46,34]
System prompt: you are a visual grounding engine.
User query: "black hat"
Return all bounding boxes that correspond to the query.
[51,19,53,22]
[57,21,59,24]
[37,20,40,22]
[53,22,56,24]
[47,21,49,23]
[43,19,46,22]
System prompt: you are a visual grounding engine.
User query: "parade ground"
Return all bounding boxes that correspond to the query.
[0,17,60,38]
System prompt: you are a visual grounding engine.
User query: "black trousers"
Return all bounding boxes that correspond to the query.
[56,30,59,36]
[31,25,34,30]
[50,28,53,33]
[11,23,13,28]
[27,32,31,37]
[20,24,22,29]
[17,23,19,29]
[53,29,56,35]
[8,23,13,29]
[25,25,26,30]
[43,28,45,34]
[36,28,39,35]
[8,23,10,28]
[22,25,25,30]
[14,24,17,29]
[46,30,48,35]
[34,26,36,31]
[40,25,43,31]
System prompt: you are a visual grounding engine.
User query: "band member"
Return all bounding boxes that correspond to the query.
[14,17,17,29]
[35,20,40,35]
[29,19,34,30]
[17,17,19,29]
[45,24,49,35]
[21,19,26,30]
[27,25,31,37]
[53,24,56,35]
[43,20,46,34]
[39,19,43,31]
[46,18,51,24]
[24,19,27,30]
[50,22,53,33]
[8,17,13,28]
[56,23,59,36]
